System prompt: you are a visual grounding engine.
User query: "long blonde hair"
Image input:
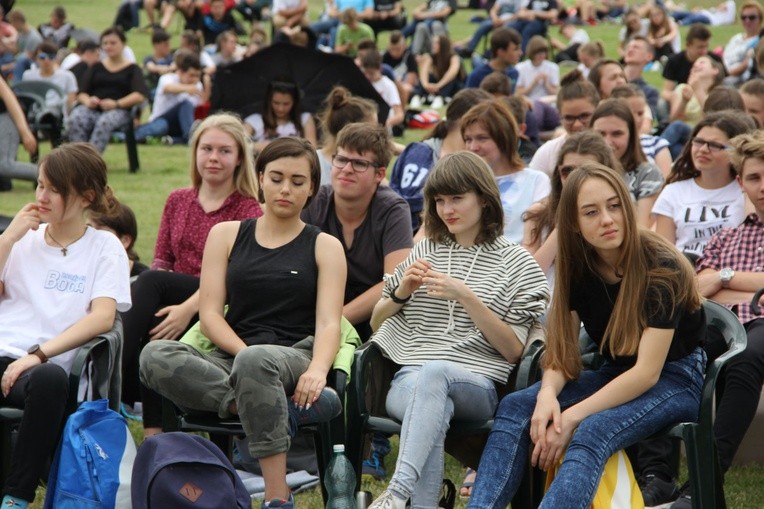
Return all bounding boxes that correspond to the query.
[543,163,701,378]
[189,112,258,198]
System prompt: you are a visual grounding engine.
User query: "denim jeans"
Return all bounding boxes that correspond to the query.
[134,100,195,144]
[661,120,692,160]
[506,19,547,53]
[466,19,497,53]
[467,347,706,509]
[672,12,711,25]
[385,361,498,509]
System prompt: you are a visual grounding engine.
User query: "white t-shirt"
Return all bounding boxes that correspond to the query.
[723,33,757,78]
[244,111,312,142]
[529,133,567,177]
[570,28,590,45]
[20,68,78,113]
[150,72,203,122]
[651,178,745,257]
[702,0,736,26]
[496,168,551,243]
[515,59,560,101]
[372,74,401,124]
[0,226,132,373]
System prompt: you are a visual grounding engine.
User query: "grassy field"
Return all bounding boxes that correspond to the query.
[2,1,762,508]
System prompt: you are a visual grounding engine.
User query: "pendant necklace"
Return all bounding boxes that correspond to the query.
[46,227,87,256]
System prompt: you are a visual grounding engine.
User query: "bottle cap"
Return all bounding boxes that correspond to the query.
[333,444,345,453]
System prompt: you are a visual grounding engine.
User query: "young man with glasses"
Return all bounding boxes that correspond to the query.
[722,0,763,86]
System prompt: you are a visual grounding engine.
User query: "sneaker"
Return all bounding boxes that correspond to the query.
[261,493,294,508]
[362,450,387,480]
[369,490,406,509]
[409,95,423,109]
[431,96,444,109]
[286,387,342,437]
[669,482,691,509]
[161,135,174,145]
[456,46,474,59]
[640,474,679,507]
[120,402,143,422]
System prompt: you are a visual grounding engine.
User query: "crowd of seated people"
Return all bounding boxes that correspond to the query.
[2,2,764,509]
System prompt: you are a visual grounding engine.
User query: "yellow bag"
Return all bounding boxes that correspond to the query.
[545,450,645,509]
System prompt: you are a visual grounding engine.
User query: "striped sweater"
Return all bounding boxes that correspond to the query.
[371,236,549,383]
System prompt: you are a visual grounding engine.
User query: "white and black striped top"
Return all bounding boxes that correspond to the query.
[371,236,549,383]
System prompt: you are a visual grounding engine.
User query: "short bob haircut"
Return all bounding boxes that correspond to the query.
[590,98,646,173]
[101,25,127,43]
[423,151,504,245]
[40,142,116,215]
[526,35,550,59]
[254,137,320,207]
[729,129,764,177]
[336,122,394,169]
[460,99,524,171]
[188,112,258,199]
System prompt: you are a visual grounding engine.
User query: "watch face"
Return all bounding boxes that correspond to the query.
[720,268,734,279]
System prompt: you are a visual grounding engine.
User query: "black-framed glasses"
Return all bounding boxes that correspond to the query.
[332,154,378,173]
[561,112,593,126]
[741,14,760,21]
[558,165,577,178]
[690,137,730,153]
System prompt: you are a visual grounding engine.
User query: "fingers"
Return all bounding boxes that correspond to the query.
[293,376,326,409]
[552,407,562,434]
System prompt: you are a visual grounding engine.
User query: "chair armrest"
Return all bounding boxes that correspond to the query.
[751,288,764,316]
[349,343,384,418]
[515,338,545,391]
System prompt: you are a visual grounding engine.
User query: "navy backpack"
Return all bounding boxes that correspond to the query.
[131,432,251,509]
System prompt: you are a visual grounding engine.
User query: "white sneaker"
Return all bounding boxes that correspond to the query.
[368,490,407,509]
[430,96,444,109]
[409,95,423,109]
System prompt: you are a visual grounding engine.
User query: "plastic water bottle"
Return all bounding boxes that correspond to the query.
[325,444,356,509]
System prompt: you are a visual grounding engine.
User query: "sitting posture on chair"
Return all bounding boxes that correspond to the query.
[367,151,549,509]
[467,163,707,509]
[0,143,131,509]
[140,138,347,509]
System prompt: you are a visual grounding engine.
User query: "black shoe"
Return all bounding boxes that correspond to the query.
[456,46,473,59]
[669,482,691,509]
[640,474,679,507]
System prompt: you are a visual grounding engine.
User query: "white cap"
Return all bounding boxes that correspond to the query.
[333,444,346,453]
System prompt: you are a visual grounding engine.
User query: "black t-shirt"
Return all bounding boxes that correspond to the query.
[662,50,724,85]
[383,49,418,80]
[80,62,150,101]
[570,261,705,366]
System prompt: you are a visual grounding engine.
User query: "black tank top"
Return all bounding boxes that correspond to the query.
[225,219,320,346]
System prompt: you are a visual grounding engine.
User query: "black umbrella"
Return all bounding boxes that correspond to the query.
[210,43,389,125]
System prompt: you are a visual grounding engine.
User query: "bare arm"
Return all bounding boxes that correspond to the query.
[343,248,410,325]
[303,115,318,146]
[653,147,673,179]
[654,214,677,246]
[0,78,36,155]
[636,195,657,229]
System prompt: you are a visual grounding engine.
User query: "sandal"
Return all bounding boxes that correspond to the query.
[459,467,477,498]
[438,479,456,509]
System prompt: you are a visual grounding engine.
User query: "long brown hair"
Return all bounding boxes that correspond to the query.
[591,98,646,173]
[543,163,701,378]
[524,131,622,247]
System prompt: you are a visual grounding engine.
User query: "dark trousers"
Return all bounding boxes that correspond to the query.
[637,318,764,480]
[121,270,199,427]
[0,359,68,502]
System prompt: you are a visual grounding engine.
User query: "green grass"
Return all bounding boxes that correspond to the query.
[4,1,762,508]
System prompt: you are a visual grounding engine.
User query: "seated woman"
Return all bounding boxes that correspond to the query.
[653,111,756,260]
[466,162,707,509]
[646,4,680,62]
[367,151,549,509]
[516,35,560,103]
[122,113,262,438]
[0,143,131,508]
[140,138,346,509]
[67,26,148,154]
[414,34,464,110]
[244,80,317,150]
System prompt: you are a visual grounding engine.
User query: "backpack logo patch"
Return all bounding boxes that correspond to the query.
[179,482,203,502]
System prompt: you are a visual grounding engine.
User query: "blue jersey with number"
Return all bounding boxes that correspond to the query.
[389,139,441,231]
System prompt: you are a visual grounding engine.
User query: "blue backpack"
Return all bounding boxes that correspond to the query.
[44,399,136,509]
[131,432,251,509]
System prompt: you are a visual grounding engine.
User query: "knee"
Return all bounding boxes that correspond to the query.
[27,363,68,397]
[493,388,535,427]
[139,340,183,387]
[232,345,274,378]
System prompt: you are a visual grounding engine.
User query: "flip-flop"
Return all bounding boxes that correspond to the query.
[459,467,477,499]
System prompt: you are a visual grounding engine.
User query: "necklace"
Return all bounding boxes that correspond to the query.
[46,226,87,256]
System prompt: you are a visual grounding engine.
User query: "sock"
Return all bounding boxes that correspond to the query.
[1,496,29,509]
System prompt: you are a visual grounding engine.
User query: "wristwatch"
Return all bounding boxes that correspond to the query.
[27,344,48,363]
[719,267,735,289]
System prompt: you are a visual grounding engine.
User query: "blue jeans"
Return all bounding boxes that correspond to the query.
[467,347,706,509]
[134,100,195,144]
[385,361,498,508]
[466,19,496,53]
[672,12,711,25]
[661,120,692,160]
[507,19,547,53]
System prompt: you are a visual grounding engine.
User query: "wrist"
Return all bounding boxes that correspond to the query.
[389,284,411,304]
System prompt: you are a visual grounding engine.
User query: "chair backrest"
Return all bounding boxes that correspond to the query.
[12,80,66,105]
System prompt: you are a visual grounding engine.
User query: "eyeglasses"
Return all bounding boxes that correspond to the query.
[690,137,730,153]
[332,154,378,173]
[741,14,760,21]
[37,52,56,60]
[561,112,593,126]
[558,165,577,178]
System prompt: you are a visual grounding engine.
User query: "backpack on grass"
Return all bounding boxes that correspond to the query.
[44,399,136,509]
[131,432,250,509]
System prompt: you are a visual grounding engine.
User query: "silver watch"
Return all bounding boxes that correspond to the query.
[719,267,735,288]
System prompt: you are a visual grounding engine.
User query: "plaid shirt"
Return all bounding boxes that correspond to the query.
[696,213,764,324]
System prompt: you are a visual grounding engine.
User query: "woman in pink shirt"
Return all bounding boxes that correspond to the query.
[122,113,262,437]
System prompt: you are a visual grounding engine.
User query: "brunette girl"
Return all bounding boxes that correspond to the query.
[244,80,318,148]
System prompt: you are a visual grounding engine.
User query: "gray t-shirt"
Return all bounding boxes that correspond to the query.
[17,28,43,55]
